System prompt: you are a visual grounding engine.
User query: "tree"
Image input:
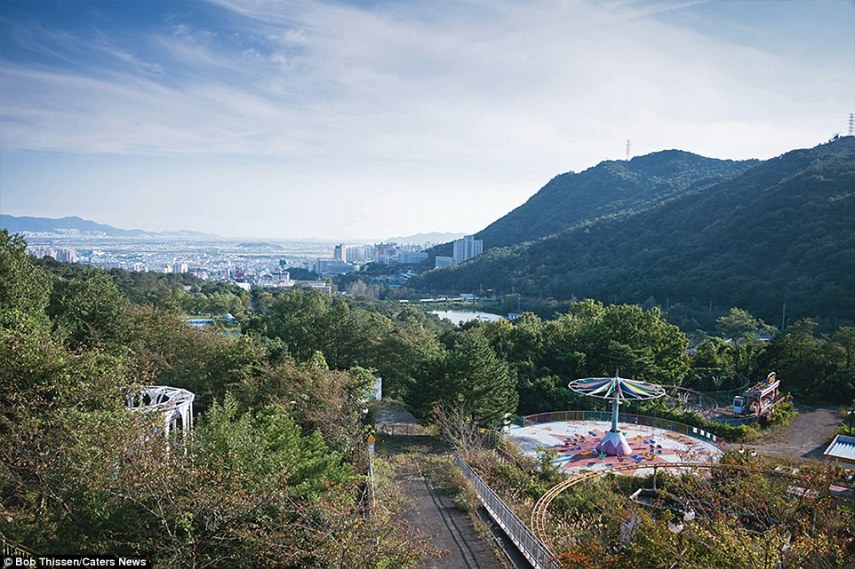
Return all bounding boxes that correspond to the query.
[123,305,264,412]
[759,319,851,401]
[372,307,444,398]
[0,230,51,326]
[237,356,375,456]
[408,331,518,429]
[688,336,737,390]
[544,300,689,386]
[48,271,130,349]
[716,307,769,340]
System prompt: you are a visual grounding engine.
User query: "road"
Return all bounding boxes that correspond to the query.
[745,405,842,459]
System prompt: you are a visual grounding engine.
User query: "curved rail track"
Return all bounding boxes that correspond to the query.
[530,461,806,556]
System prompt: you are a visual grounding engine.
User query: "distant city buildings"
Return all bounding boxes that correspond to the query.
[452,235,483,264]
[396,250,428,265]
[313,258,356,276]
[315,241,431,275]
[26,245,77,263]
[259,271,332,295]
[346,245,369,263]
[20,232,466,292]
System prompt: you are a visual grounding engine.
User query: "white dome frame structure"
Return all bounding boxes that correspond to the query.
[126,385,195,438]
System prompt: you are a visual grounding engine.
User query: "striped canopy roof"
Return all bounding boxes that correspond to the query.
[568,374,665,401]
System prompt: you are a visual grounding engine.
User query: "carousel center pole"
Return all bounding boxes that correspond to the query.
[610,395,620,433]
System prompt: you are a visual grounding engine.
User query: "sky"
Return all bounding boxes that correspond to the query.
[0,0,853,240]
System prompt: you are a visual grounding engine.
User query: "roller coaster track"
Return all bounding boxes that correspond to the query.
[661,384,720,414]
[530,461,805,555]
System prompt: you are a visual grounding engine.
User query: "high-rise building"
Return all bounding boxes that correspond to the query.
[333,244,347,261]
[56,248,77,263]
[346,245,369,263]
[452,235,483,263]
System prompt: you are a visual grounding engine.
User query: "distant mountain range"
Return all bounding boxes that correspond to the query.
[0,215,216,238]
[414,137,855,323]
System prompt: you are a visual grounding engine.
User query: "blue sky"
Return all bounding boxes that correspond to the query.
[1,0,853,240]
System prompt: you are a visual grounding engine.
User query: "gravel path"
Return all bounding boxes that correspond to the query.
[745,405,842,459]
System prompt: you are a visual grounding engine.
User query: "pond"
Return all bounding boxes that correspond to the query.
[429,310,504,326]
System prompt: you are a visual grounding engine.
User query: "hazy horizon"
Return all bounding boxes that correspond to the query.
[1,0,853,240]
[1,212,468,244]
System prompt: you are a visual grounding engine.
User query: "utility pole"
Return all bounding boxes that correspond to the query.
[781,303,787,331]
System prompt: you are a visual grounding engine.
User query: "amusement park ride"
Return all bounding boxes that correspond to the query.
[731,372,784,419]
[568,373,666,456]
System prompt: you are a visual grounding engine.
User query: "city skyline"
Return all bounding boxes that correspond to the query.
[1,0,853,240]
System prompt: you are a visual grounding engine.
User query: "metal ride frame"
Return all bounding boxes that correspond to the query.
[530,461,808,556]
[126,385,195,437]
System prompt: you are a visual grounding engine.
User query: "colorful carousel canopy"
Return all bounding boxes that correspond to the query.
[568,374,666,456]
[568,374,665,401]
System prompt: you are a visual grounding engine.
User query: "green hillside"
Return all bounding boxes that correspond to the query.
[415,137,855,323]
[476,150,756,249]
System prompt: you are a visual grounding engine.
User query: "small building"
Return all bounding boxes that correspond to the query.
[824,434,855,471]
[396,250,428,265]
[314,258,355,276]
[435,255,454,269]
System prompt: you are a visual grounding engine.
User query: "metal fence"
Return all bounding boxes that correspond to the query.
[516,410,723,446]
[377,422,425,436]
[1,532,35,560]
[455,455,560,569]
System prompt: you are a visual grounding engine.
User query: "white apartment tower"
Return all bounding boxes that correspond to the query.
[453,235,483,263]
[334,244,347,261]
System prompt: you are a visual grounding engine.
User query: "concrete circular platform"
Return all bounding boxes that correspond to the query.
[507,419,722,476]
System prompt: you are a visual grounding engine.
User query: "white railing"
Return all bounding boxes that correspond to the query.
[1,532,36,561]
[455,455,560,569]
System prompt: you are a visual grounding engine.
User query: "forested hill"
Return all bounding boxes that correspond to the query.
[414,137,855,323]
[476,150,757,249]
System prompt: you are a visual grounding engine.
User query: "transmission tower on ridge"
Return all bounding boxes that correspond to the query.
[848,113,854,136]
[626,140,631,160]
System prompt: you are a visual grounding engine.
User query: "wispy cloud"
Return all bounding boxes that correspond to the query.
[1,0,852,238]
[2,0,851,162]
